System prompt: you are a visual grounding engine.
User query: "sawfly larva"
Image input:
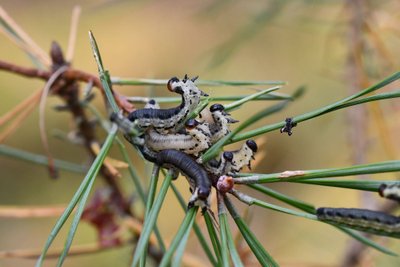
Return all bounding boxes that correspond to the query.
[230,140,258,173]
[128,76,208,133]
[316,207,400,238]
[135,146,212,209]
[156,149,212,209]
[205,151,234,177]
[145,119,211,156]
[208,104,238,144]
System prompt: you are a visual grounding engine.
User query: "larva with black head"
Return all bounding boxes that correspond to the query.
[111,110,211,207]
[145,119,211,156]
[143,99,160,109]
[208,103,238,144]
[379,183,400,203]
[230,140,258,173]
[155,149,212,210]
[316,207,400,238]
[205,151,234,177]
[128,76,208,133]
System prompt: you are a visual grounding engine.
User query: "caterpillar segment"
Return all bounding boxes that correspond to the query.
[144,119,211,156]
[128,76,208,133]
[208,104,238,144]
[317,207,400,238]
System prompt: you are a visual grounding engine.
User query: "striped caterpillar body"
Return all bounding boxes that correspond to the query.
[316,207,400,238]
[128,76,208,133]
[155,149,212,209]
[208,104,238,144]
[379,183,400,203]
[145,119,211,156]
[230,140,258,173]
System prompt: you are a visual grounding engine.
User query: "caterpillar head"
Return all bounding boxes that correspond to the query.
[167,77,180,92]
[246,140,258,153]
[210,103,225,112]
[198,186,211,200]
[210,103,238,124]
[187,187,211,210]
[222,151,234,162]
[185,119,199,130]
[167,76,208,96]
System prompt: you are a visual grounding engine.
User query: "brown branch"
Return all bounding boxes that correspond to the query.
[0,240,131,259]
[0,59,134,113]
[0,205,68,218]
[0,95,39,143]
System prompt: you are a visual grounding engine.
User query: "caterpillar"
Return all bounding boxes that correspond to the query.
[156,149,212,209]
[208,104,238,144]
[379,183,400,203]
[128,76,208,133]
[205,151,234,177]
[316,207,400,238]
[204,140,257,176]
[145,119,211,156]
[230,140,258,173]
[135,146,212,209]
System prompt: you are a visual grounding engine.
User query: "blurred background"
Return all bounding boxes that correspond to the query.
[1,0,400,266]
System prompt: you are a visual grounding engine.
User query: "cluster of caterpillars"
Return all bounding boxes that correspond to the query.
[111,75,257,210]
[316,183,400,237]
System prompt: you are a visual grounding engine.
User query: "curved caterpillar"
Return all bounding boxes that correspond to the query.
[316,207,400,238]
[145,119,211,156]
[136,146,212,209]
[208,104,238,144]
[379,183,400,203]
[205,151,234,177]
[230,140,258,173]
[128,76,208,133]
[204,140,257,176]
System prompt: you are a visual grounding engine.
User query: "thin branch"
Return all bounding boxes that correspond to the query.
[0,205,68,218]
[0,96,39,143]
[38,65,69,178]
[0,89,42,127]
[66,6,81,62]
[0,241,131,259]
[0,7,51,67]
[0,59,134,112]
